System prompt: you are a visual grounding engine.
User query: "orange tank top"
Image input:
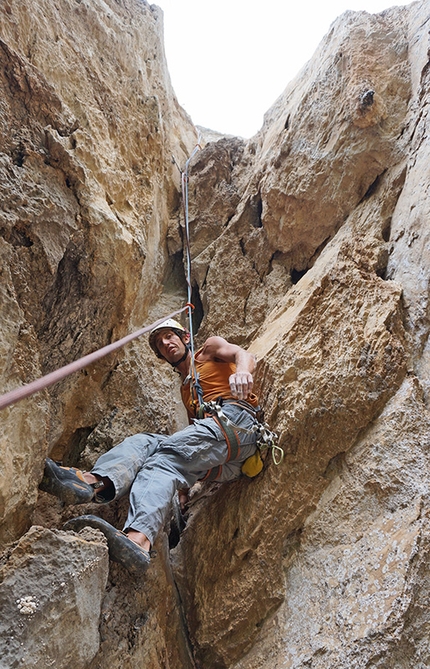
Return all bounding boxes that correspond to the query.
[180,348,259,419]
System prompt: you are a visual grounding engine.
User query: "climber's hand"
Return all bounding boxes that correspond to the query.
[178,488,189,513]
[229,372,253,400]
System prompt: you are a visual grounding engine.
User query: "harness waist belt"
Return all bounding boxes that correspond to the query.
[199,406,241,483]
[219,398,260,417]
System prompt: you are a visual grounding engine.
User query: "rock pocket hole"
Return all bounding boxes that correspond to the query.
[382,217,392,242]
[291,267,308,284]
[361,170,386,201]
[10,225,33,247]
[248,193,263,228]
[12,146,26,167]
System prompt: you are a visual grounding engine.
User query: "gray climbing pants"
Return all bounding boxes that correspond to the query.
[91,404,258,545]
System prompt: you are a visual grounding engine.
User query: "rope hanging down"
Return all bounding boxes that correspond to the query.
[0,305,192,412]
[179,140,203,406]
[176,143,283,467]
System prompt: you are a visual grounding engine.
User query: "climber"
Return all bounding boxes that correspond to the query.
[39,319,261,575]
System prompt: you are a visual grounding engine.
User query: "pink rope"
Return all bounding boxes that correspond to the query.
[0,306,189,411]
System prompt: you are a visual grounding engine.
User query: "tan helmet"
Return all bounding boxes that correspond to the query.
[149,319,189,359]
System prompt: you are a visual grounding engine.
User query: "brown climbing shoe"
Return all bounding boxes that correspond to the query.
[63,514,151,575]
[39,458,95,505]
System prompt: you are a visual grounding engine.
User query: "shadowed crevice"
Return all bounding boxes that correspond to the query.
[191,283,204,333]
[291,267,308,284]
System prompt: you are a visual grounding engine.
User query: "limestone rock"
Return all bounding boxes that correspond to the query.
[256,7,410,270]
[0,0,197,544]
[232,376,430,669]
[385,4,430,360]
[0,525,108,668]
[0,0,430,668]
[186,137,246,258]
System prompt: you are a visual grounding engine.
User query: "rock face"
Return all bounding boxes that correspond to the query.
[0,0,196,545]
[0,526,109,668]
[0,1,429,668]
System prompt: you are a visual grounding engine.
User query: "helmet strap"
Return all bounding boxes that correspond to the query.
[170,343,190,368]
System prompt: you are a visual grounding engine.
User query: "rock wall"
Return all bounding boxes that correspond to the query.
[1,0,430,668]
[0,0,196,544]
[0,1,197,666]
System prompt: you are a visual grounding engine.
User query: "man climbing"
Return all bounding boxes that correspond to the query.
[40,319,261,574]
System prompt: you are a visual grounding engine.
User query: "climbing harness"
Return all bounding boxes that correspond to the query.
[198,398,283,474]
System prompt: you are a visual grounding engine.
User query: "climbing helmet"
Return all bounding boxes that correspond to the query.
[149,319,189,359]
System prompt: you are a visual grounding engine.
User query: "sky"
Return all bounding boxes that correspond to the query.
[155,0,414,138]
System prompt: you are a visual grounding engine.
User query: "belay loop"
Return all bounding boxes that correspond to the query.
[198,399,284,468]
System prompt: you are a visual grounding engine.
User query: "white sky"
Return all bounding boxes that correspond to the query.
[155,0,414,137]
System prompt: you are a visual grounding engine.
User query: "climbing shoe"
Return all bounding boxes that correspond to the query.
[63,514,151,576]
[39,458,95,505]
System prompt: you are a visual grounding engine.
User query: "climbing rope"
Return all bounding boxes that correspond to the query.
[175,140,284,467]
[1,141,202,413]
[0,305,191,412]
[174,138,203,405]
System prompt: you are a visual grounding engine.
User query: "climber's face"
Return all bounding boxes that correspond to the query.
[154,329,189,364]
